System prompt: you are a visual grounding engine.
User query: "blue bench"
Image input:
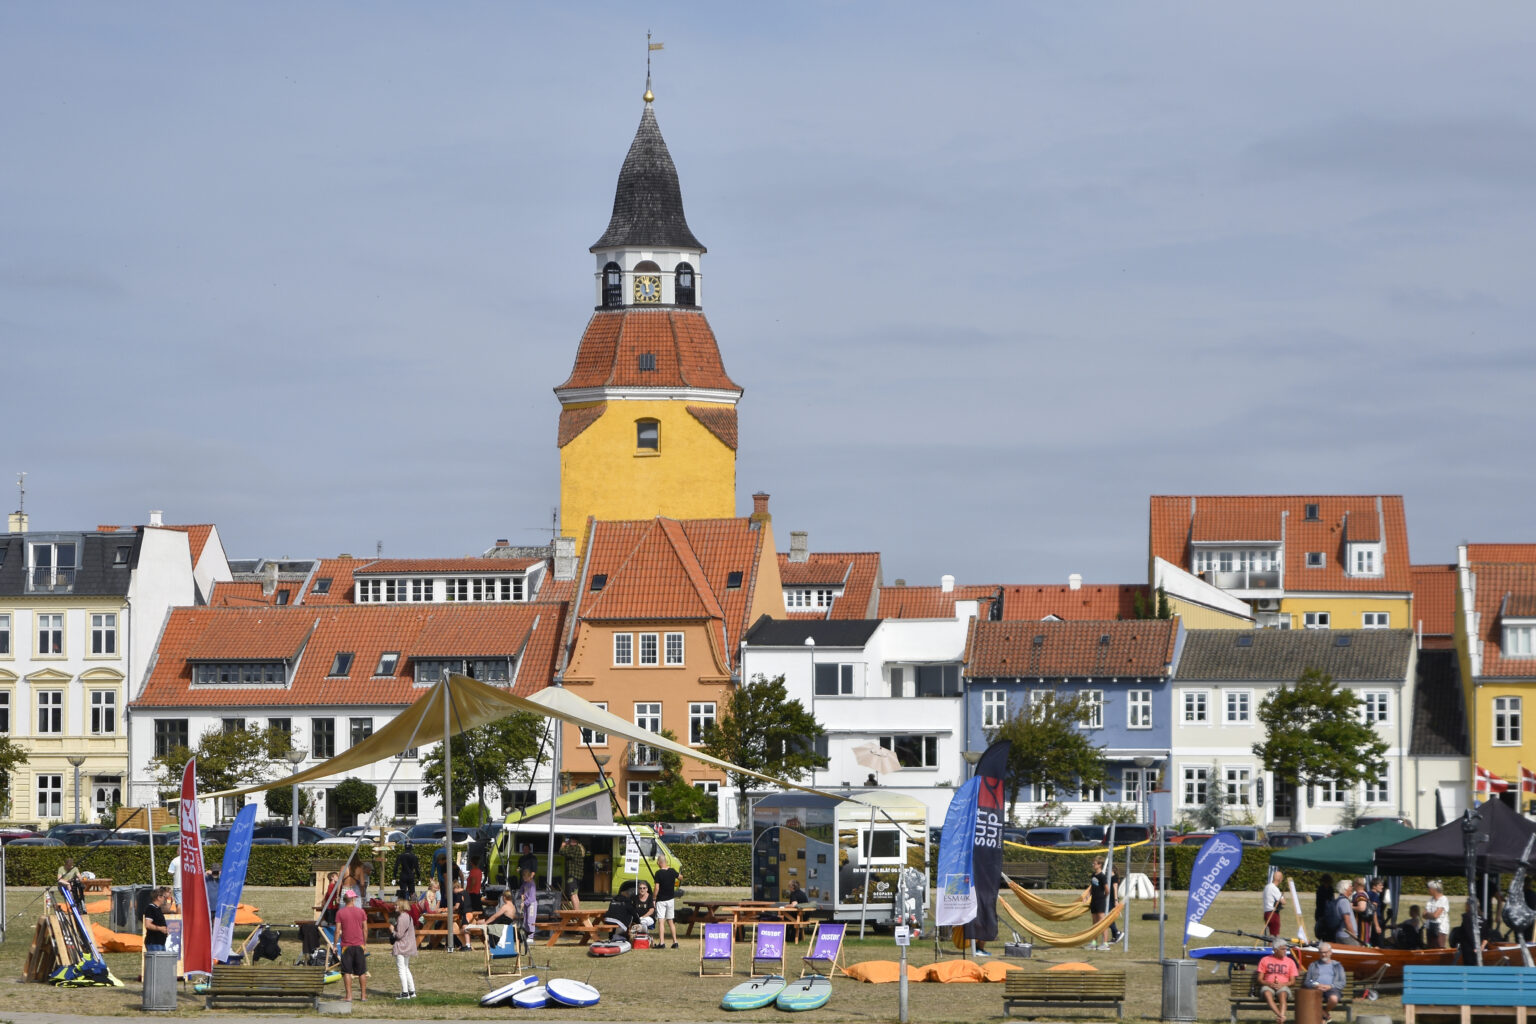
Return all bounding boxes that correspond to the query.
[1403,965,1536,1024]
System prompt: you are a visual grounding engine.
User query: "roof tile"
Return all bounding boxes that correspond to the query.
[556,310,740,392]
[964,619,1178,679]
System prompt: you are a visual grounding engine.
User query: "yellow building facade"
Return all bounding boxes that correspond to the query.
[1454,545,1536,797]
[1276,596,1413,632]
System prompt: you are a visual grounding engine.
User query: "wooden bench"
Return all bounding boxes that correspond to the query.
[1002,861,1050,889]
[1003,969,1127,1018]
[1404,964,1536,1024]
[1230,968,1359,1023]
[203,963,327,1010]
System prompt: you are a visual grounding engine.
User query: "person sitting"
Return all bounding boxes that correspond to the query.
[1302,943,1345,1024]
[480,889,525,950]
[1256,939,1299,1024]
[1392,905,1425,949]
[601,882,638,942]
[783,882,811,907]
[632,880,656,937]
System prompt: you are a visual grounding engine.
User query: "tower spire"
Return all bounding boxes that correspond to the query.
[645,32,662,103]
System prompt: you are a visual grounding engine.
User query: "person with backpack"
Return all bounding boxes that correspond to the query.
[1328,879,1358,944]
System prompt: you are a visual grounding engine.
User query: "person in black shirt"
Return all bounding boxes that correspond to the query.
[1083,856,1114,951]
[143,886,171,951]
[396,843,420,898]
[652,853,683,948]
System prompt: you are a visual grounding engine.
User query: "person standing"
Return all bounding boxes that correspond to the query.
[652,854,682,949]
[1302,943,1345,1023]
[390,898,417,1000]
[465,854,484,914]
[1331,880,1358,944]
[167,853,182,909]
[395,843,420,898]
[518,866,539,939]
[1263,869,1286,940]
[336,890,369,1002]
[1083,856,1113,950]
[143,887,172,951]
[1256,938,1299,1024]
[1425,880,1450,948]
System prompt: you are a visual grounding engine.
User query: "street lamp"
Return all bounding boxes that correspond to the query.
[67,755,86,824]
[284,748,306,845]
[962,749,982,777]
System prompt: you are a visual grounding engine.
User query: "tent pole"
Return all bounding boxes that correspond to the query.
[858,802,877,939]
[443,677,455,954]
[547,707,561,889]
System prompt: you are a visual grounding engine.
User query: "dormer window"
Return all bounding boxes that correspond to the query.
[602,262,623,307]
[637,419,660,451]
[1504,624,1536,658]
[1349,543,1382,576]
[785,587,837,609]
[675,262,695,305]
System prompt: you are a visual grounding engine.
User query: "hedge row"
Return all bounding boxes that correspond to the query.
[3,844,393,888]
[670,842,752,886]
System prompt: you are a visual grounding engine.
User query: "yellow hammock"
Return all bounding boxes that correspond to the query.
[998,899,1125,948]
[1004,876,1089,921]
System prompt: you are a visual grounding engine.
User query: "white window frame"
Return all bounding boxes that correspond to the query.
[689,701,715,745]
[1362,690,1390,724]
[579,702,608,746]
[37,689,63,734]
[1362,611,1390,629]
[92,776,120,817]
[1182,766,1209,807]
[1225,689,1251,724]
[1224,766,1252,805]
[1351,544,1381,577]
[1183,689,1209,724]
[1317,778,1347,804]
[90,690,116,735]
[1306,552,1326,569]
[664,632,685,666]
[1504,625,1536,658]
[1363,775,1390,804]
[638,632,659,666]
[1493,696,1523,745]
[1304,611,1331,629]
[90,612,117,655]
[36,773,62,818]
[627,780,653,814]
[1078,781,1103,802]
[1128,689,1152,729]
[878,734,939,769]
[37,613,64,656]
[1030,690,1055,722]
[0,612,10,656]
[1080,689,1103,730]
[981,689,1007,730]
[1122,767,1154,804]
[613,632,633,666]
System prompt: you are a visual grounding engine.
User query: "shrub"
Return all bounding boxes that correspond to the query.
[671,843,751,886]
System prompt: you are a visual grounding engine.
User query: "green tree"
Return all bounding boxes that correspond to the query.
[1253,668,1389,803]
[148,725,285,817]
[331,777,377,825]
[0,737,29,817]
[633,730,716,823]
[421,711,550,817]
[987,693,1109,823]
[701,674,825,828]
[1156,586,1173,619]
[264,785,314,822]
[457,802,487,827]
[1196,772,1227,829]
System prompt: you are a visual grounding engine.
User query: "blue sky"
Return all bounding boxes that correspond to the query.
[5,3,1535,585]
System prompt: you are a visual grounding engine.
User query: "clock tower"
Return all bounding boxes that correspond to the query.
[555,85,742,551]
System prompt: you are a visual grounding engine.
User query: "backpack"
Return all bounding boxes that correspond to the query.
[253,928,282,963]
[1321,895,1344,935]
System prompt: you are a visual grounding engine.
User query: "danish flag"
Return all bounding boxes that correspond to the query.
[1520,764,1536,796]
[1474,763,1510,794]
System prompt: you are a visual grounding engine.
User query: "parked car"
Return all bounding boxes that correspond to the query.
[1267,831,1315,848]
[45,823,110,840]
[1167,831,1214,845]
[727,829,752,843]
[1354,815,1413,829]
[59,829,113,847]
[0,827,38,845]
[254,825,333,844]
[1220,826,1268,846]
[1105,823,1154,845]
[8,836,65,846]
[403,823,474,844]
[1022,826,1097,847]
[683,828,735,844]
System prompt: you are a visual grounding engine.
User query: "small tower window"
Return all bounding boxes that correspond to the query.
[675,262,696,305]
[602,262,623,308]
[638,352,656,372]
[637,419,660,451]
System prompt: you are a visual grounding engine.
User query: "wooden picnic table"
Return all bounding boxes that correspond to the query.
[684,899,776,936]
[79,878,113,896]
[721,904,814,943]
[542,908,609,947]
[416,910,481,950]
[364,906,395,944]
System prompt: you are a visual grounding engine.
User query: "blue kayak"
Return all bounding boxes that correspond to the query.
[1189,945,1268,965]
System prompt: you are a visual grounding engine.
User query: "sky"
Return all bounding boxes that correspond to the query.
[5,3,1535,587]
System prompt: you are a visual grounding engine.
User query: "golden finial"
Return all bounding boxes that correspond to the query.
[645,31,663,103]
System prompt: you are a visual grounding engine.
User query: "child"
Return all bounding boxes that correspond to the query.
[391,899,417,1000]
[519,867,539,937]
[1393,905,1424,949]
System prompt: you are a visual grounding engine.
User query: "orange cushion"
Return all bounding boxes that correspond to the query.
[90,921,143,953]
[923,959,986,983]
[981,960,1024,982]
[844,960,925,983]
[84,899,110,915]
[1047,961,1099,971]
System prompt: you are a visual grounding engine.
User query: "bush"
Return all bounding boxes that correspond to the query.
[4,843,392,888]
[671,843,751,886]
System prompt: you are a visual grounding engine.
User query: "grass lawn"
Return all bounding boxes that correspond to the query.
[0,883,1416,1021]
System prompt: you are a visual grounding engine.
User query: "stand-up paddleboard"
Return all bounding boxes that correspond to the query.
[546,978,600,1008]
[722,974,788,1010]
[1189,946,1268,966]
[775,974,832,1011]
[481,974,539,1007]
[511,985,549,1009]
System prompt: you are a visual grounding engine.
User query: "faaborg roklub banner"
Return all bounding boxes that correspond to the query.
[1183,831,1245,945]
[936,740,1010,936]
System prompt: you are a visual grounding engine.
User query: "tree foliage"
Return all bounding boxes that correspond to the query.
[421,711,550,815]
[264,784,314,822]
[148,725,290,816]
[987,693,1109,823]
[1253,668,1389,791]
[0,736,29,818]
[633,729,716,823]
[701,675,824,828]
[331,777,377,823]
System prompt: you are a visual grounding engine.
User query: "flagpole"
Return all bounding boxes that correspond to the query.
[442,676,455,955]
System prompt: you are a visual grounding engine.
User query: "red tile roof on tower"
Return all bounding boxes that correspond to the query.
[878,584,999,619]
[133,602,565,708]
[556,310,741,392]
[1464,547,1536,678]
[1410,564,1457,647]
[777,552,882,620]
[999,583,1148,621]
[686,405,738,450]
[558,404,608,448]
[964,619,1180,679]
[1149,495,1411,593]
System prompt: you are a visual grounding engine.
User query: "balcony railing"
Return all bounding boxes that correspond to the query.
[1205,569,1280,590]
[28,568,77,592]
[627,742,662,770]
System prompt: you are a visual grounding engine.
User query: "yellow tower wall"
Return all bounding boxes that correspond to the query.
[560,399,737,548]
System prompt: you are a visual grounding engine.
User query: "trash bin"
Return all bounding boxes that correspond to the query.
[142,950,178,1011]
[1295,986,1323,1024]
[1161,958,1197,1022]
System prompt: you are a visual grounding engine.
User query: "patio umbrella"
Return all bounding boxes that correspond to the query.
[852,743,903,775]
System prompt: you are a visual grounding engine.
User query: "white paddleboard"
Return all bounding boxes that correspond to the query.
[511,985,549,1009]
[546,978,600,1008]
[481,974,539,1007]
[722,974,787,1011]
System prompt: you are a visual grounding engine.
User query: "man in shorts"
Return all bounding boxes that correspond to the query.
[1256,938,1299,1024]
[1263,869,1286,939]
[336,889,369,1002]
[652,854,682,949]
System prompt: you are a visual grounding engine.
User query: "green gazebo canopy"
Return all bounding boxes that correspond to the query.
[1269,820,1424,875]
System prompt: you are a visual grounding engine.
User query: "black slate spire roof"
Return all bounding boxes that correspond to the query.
[591,103,705,252]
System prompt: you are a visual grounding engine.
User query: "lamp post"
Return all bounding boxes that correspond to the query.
[67,755,86,824]
[963,749,982,778]
[284,748,306,845]
[804,637,816,790]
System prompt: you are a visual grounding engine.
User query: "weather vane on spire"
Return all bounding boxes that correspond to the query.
[645,31,663,103]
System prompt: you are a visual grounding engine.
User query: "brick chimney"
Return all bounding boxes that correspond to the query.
[750,492,771,525]
[789,531,808,563]
[554,537,577,581]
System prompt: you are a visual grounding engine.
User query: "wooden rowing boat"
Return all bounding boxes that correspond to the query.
[1292,943,1454,979]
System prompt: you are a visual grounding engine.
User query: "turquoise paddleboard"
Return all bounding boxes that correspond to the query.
[775,974,832,1011]
[721,974,787,1011]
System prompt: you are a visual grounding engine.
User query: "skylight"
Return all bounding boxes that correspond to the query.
[591,574,608,592]
[330,652,354,676]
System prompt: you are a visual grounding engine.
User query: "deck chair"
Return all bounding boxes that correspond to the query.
[751,922,787,978]
[699,922,734,977]
[800,922,846,978]
[484,918,529,979]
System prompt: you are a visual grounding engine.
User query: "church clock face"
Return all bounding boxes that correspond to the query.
[633,274,661,303]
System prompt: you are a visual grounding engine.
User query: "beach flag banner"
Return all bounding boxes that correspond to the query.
[211,803,257,963]
[1475,763,1510,794]
[1183,831,1244,947]
[935,740,1011,930]
[178,760,213,977]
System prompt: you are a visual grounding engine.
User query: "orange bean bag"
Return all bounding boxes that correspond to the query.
[90,921,143,953]
[921,959,986,983]
[1047,961,1099,971]
[234,904,262,925]
[844,960,927,983]
[980,960,1023,982]
[84,899,111,915]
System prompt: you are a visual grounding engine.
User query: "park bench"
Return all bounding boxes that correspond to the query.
[203,963,326,1010]
[1003,969,1127,1018]
[1230,967,1360,1022]
[1403,964,1536,1024]
[1002,861,1050,889]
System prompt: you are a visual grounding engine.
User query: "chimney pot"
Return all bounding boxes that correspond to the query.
[263,560,278,596]
[941,574,955,593]
[148,509,164,527]
[789,531,809,563]
[893,578,906,587]
[1068,573,1083,591]
[496,538,509,547]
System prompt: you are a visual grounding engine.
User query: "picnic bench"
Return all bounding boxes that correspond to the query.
[203,963,327,1010]
[1230,968,1359,1023]
[79,877,113,897]
[1002,861,1050,889]
[1403,964,1536,1024]
[1004,970,1127,1017]
[541,908,609,946]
